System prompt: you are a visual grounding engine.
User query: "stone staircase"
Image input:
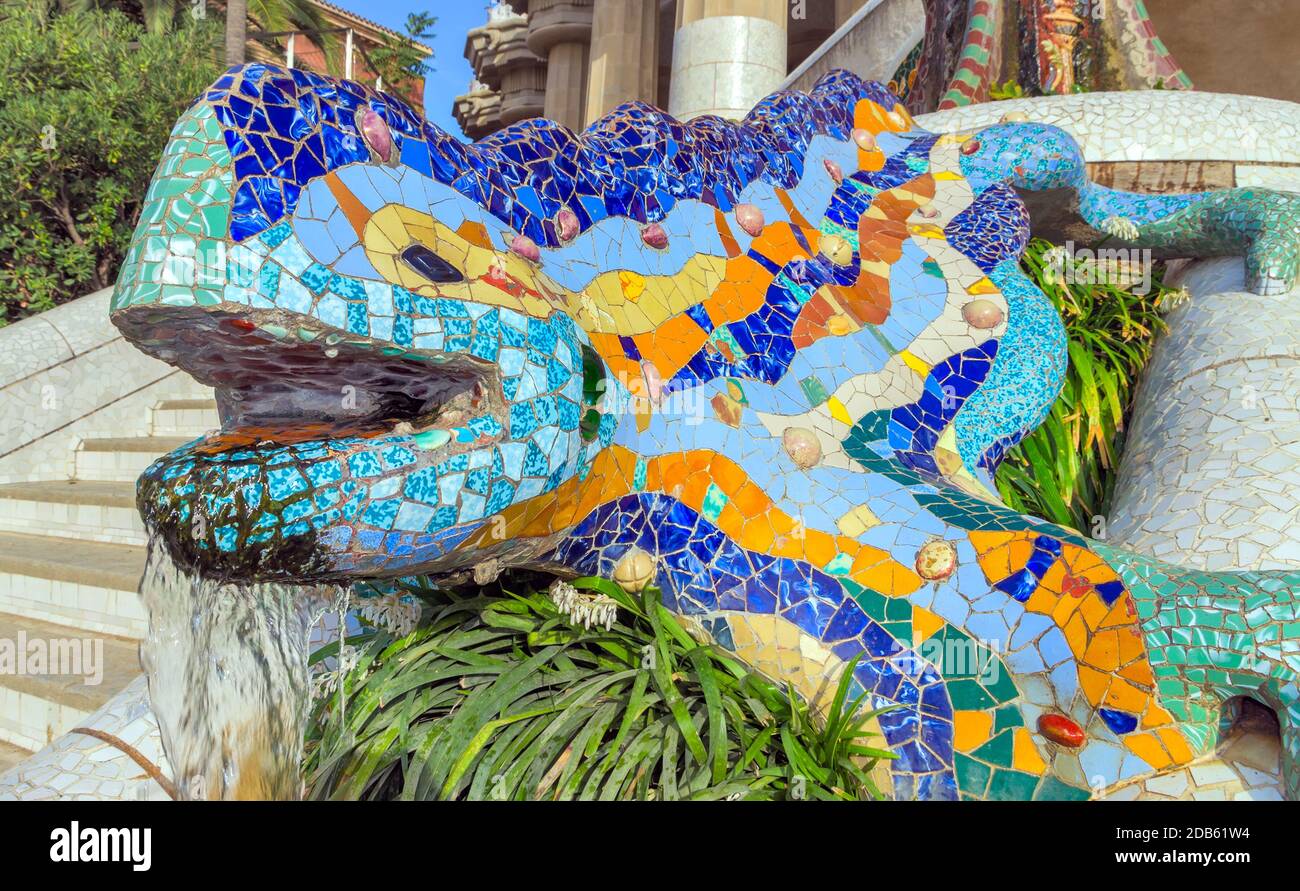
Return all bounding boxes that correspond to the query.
[0,393,217,760]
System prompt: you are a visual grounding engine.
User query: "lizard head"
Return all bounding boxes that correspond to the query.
[112,63,619,583]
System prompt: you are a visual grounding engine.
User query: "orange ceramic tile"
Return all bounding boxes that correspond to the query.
[730,481,770,518]
[1013,728,1048,774]
[1104,676,1149,714]
[1142,703,1177,730]
[1083,629,1121,672]
[775,188,812,229]
[713,208,742,258]
[1124,732,1173,770]
[1078,664,1111,706]
[1077,594,1109,631]
[912,605,946,645]
[1119,658,1155,689]
[454,220,494,250]
[954,710,994,751]
[1156,727,1195,764]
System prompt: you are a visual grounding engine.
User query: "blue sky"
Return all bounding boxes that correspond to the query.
[334,1,486,140]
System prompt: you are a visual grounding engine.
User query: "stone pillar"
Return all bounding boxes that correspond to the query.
[669,0,789,120]
[526,0,595,130]
[466,10,546,128]
[836,0,864,26]
[1108,258,1300,571]
[585,0,660,125]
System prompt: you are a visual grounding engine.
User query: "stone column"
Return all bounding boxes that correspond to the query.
[467,10,546,128]
[669,0,789,121]
[585,0,660,125]
[526,0,595,130]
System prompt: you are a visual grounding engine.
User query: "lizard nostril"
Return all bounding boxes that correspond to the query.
[400,243,464,283]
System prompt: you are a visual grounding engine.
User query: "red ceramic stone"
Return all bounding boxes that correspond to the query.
[1038,714,1085,748]
[960,137,981,156]
[641,223,669,249]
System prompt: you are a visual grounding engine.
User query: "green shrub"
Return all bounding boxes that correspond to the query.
[304,576,896,801]
[0,6,220,326]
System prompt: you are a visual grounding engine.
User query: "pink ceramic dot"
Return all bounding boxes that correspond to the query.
[962,299,1005,329]
[358,108,393,162]
[734,203,764,237]
[824,158,844,184]
[852,128,877,151]
[510,234,540,262]
[556,208,580,242]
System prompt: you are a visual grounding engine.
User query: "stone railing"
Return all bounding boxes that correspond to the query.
[0,290,204,484]
[782,0,925,94]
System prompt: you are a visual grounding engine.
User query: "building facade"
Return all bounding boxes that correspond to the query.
[242,0,433,105]
[454,0,878,138]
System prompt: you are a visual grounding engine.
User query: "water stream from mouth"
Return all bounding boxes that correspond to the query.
[138,539,341,800]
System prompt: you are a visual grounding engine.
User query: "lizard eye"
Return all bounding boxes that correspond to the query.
[400,244,464,283]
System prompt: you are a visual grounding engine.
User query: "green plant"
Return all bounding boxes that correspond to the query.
[365,11,435,93]
[0,5,221,325]
[304,576,897,801]
[995,237,1183,531]
[989,79,1026,101]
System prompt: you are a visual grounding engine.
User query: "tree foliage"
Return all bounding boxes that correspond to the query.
[0,5,221,324]
[365,11,434,94]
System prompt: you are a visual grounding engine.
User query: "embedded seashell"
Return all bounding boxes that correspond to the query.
[962,299,1004,329]
[613,548,656,593]
[510,234,540,262]
[734,203,765,237]
[357,108,393,162]
[819,233,853,267]
[824,158,844,184]
[641,223,669,249]
[782,427,822,469]
[852,128,877,151]
[915,539,958,581]
[555,208,580,242]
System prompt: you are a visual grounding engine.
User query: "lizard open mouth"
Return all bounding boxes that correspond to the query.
[118,304,501,448]
[115,304,511,583]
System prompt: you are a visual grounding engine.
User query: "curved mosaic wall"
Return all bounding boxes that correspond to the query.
[14,63,1300,801]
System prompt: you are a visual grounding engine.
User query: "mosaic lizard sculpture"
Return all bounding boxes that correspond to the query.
[110,63,1300,801]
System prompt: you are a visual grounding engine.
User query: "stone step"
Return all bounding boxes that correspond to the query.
[150,398,220,437]
[0,480,144,546]
[73,436,193,483]
[0,532,146,639]
[0,612,140,751]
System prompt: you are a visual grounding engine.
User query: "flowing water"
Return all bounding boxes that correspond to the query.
[138,541,341,800]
